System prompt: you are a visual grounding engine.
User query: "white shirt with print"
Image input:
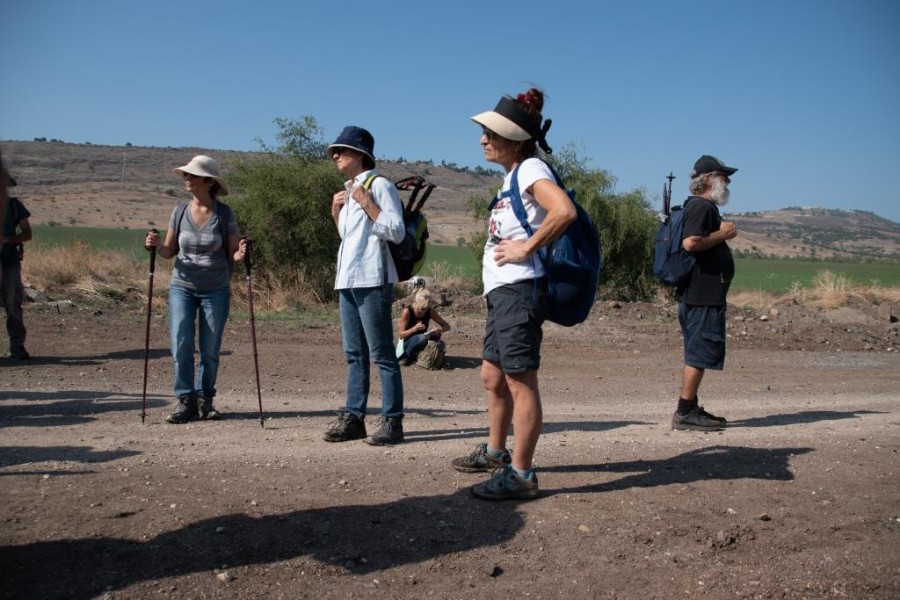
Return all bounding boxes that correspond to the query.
[482,158,553,296]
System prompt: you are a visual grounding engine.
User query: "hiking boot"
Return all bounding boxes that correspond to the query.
[323,411,366,443]
[199,396,221,420]
[452,442,511,473]
[672,405,726,431]
[471,465,539,501]
[365,417,404,446]
[166,396,199,424]
[9,348,30,360]
[698,405,727,425]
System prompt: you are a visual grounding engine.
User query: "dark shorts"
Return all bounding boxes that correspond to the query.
[679,303,727,370]
[483,279,547,373]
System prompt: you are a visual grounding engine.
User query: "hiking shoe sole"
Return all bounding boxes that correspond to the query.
[672,421,724,432]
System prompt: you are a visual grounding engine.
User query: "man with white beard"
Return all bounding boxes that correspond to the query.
[671,155,738,431]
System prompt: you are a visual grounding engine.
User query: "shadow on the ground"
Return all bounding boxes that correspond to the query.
[728,410,884,428]
[0,445,140,470]
[0,489,525,599]
[0,347,236,366]
[0,391,168,428]
[543,444,814,496]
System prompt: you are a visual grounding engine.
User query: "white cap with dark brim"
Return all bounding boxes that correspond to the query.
[471,97,541,142]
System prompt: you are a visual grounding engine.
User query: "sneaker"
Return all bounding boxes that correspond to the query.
[452,442,511,473]
[323,411,367,443]
[365,417,404,446]
[698,405,727,425]
[471,465,539,501]
[199,397,221,420]
[672,405,726,431]
[166,396,199,424]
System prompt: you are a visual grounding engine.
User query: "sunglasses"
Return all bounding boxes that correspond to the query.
[481,126,497,141]
[332,147,356,158]
[182,172,200,180]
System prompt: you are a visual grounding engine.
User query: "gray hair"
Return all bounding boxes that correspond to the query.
[689,174,709,195]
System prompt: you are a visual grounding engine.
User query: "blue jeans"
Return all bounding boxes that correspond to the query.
[403,333,429,360]
[168,284,231,399]
[339,285,404,419]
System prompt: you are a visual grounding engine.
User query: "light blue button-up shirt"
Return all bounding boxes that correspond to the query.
[334,169,406,289]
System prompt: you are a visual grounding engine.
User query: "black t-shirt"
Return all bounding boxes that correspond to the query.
[675,196,734,305]
[2,197,30,267]
[400,304,431,338]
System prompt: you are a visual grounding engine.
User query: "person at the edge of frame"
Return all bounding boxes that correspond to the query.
[671,155,738,432]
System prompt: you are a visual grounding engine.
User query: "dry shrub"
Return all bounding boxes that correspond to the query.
[781,270,900,310]
[728,289,782,311]
[231,269,324,311]
[426,261,479,294]
[24,242,168,302]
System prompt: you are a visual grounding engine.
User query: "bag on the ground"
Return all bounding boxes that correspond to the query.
[363,175,433,282]
[415,339,445,370]
[652,198,696,287]
[502,162,602,327]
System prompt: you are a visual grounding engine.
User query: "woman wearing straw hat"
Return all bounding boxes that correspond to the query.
[322,126,407,446]
[451,88,576,500]
[145,155,247,424]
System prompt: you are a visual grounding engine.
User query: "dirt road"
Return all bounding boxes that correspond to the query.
[1,299,898,599]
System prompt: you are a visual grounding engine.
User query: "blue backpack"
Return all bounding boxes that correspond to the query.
[498,161,602,327]
[653,196,696,287]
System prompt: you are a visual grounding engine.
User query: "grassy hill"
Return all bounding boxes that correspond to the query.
[3,139,899,259]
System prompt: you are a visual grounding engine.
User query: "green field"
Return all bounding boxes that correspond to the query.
[31,227,900,293]
[731,258,900,292]
[32,225,147,257]
[421,247,900,292]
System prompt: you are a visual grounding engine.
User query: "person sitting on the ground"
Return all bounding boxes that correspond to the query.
[396,289,450,366]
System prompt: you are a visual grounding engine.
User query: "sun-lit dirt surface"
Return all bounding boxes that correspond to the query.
[1,297,898,599]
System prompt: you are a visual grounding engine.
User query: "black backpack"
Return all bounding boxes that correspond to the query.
[498,161,602,327]
[652,173,695,286]
[363,174,433,282]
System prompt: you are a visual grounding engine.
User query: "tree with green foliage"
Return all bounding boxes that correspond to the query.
[227,117,344,302]
[549,144,658,300]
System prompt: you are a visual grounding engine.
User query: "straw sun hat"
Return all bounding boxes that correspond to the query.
[173,155,229,196]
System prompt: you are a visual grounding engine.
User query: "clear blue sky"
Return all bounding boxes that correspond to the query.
[2,0,899,223]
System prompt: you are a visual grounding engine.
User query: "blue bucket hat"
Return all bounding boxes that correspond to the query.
[327,126,375,164]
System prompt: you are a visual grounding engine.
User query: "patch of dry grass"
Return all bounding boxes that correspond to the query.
[24,242,168,303]
[730,269,900,311]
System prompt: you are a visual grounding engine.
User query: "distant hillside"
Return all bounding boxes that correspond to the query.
[3,140,899,259]
[0,140,497,245]
[728,208,900,260]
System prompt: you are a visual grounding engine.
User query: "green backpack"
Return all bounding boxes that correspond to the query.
[415,339,446,370]
[363,175,432,282]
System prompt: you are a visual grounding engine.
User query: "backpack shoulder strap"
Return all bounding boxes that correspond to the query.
[216,201,234,267]
[174,202,189,251]
[494,163,534,237]
[362,174,386,190]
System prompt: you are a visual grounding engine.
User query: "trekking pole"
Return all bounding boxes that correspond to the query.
[141,229,159,424]
[243,237,264,427]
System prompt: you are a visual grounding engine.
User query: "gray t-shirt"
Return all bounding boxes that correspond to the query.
[168,202,238,291]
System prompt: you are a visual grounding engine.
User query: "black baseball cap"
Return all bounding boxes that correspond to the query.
[691,155,737,177]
